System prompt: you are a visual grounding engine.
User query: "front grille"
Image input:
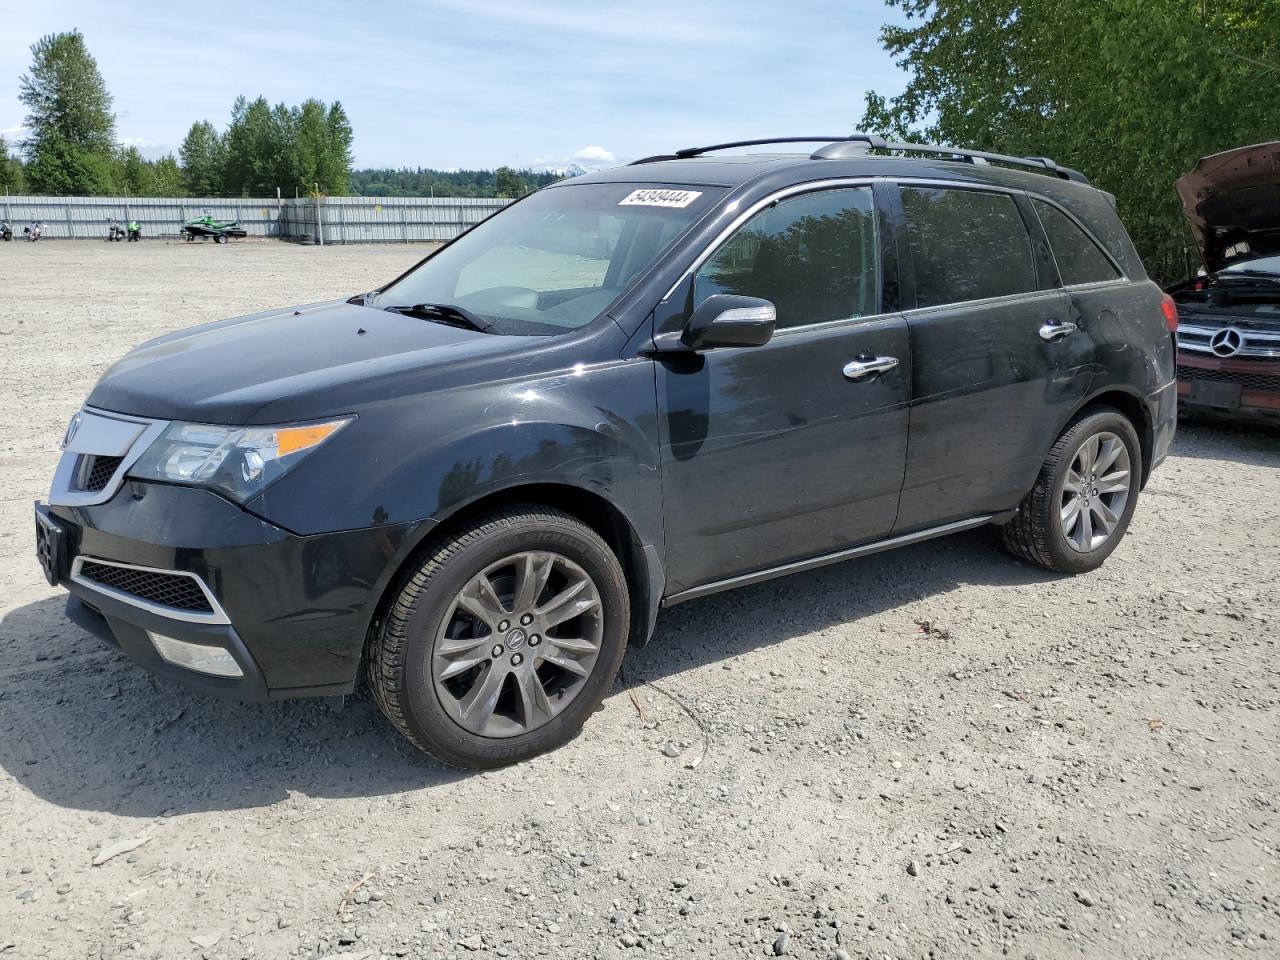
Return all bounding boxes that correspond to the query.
[1178,365,1280,391]
[79,454,124,492]
[78,561,214,613]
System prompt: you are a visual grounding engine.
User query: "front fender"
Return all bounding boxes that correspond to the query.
[249,357,663,549]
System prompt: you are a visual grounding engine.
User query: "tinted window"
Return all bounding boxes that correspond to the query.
[1033,199,1122,285]
[901,187,1037,308]
[377,182,724,336]
[693,188,878,329]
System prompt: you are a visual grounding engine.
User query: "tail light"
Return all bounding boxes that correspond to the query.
[1160,293,1178,332]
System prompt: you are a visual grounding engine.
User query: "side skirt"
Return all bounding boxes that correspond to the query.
[660,515,995,607]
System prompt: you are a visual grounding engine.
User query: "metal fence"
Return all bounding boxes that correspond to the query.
[280,196,510,244]
[0,195,511,242]
[1,195,283,239]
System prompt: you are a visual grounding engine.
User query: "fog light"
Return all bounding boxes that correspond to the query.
[147,632,244,678]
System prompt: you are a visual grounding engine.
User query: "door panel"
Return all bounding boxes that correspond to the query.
[894,290,1084,531]
[890,183,1089,532]
[657,316,910,592]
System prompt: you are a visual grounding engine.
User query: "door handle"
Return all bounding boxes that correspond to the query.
[842,356,899,381]
[1038,320,1078,342]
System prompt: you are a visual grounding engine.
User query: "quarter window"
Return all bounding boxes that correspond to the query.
[1032,199,1122,286]
[900,187,1038,308]
[693,188,878,330]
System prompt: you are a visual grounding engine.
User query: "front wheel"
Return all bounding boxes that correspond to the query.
[367,507,631,768]
[1002,407,1142,574]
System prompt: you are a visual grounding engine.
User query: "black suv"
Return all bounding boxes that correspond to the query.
[35,135,1177,767]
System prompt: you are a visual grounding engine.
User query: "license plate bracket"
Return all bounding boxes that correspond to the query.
[1189,379,1242,409]
[34,504,65,587]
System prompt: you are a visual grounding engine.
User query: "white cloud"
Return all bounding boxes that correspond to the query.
[118,136,171,161]
[573,145,616,163]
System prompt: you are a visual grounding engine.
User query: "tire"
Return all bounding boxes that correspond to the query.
[1002,406,1142,574]
[367,506,631,768]
[215,234,228,244]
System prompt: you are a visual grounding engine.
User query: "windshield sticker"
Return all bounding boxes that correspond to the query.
[618,189,703,209]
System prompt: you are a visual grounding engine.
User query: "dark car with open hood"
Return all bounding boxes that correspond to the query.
[35,135,1177,767]
[1171,142,1280,423]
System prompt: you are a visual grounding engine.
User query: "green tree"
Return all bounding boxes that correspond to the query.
[321,101,354,194]
[860,0,1280,282]
[494,165,528,198]
[0,136,26,193]
[222,95,280,196]
[179,120,225,196]
[19,30,118,194]
[146,155,184,195]
[116,144,148,195]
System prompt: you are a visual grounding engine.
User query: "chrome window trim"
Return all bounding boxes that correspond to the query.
[48,407,169,508]
[70,556,231,626]
[658,173,1133,330]
[891,176,1129,282]
[661,177,879,304]
[1025,193,1128,284]
[901,287,1065,318]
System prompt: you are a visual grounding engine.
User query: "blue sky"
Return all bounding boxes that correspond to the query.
[1,0,908,171]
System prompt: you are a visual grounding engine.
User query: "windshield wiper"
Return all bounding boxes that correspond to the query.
[383,302,496,333]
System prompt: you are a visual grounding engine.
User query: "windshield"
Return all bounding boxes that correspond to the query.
[1220,254,1280,277]
[374,182,725,335]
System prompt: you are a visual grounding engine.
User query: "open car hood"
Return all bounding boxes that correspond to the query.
[1176,142,1280,273]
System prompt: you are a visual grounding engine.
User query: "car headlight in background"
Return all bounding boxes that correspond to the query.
[129,417,352,502]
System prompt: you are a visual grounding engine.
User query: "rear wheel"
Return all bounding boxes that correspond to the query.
[367,507,630,768]
[1002,407,1142,573]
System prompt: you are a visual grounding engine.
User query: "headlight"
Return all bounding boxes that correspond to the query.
[129,417,352,502]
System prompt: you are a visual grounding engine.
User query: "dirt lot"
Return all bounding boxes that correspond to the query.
[0,241,1277,960]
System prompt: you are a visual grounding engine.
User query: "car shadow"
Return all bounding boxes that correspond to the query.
[1172,417,1280,466]
[0,527,1055,817]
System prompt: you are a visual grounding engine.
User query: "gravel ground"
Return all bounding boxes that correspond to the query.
[1,241,1277,960]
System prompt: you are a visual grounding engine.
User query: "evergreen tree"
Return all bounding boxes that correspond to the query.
[19,30,118,194]
[0,136,26,194]
[495,166,528,198]
[179,120,225,196]
[322,101,354,194]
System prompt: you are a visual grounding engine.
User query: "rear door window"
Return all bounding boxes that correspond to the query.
[693,187,879,329]
[1032,199,1122,286]
[900,187,1038,308]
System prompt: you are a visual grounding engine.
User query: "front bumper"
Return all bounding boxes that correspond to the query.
[1177,352,1280,421]
[38,483,425,701]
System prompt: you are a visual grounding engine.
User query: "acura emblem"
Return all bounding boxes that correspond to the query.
[62,412,82,449]
[1209,327,1244,358]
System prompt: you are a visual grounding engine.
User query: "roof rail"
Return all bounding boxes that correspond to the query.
[813,138,1090,183]
[631,133,1089,184]
[630,135,886,165]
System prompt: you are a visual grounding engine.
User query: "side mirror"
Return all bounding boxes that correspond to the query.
[681,294,776,351]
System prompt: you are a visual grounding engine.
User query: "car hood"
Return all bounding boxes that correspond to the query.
[1176,142,1280,273]
[86,299,511,424]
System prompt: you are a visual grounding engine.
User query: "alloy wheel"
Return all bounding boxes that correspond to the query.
[1060,431,1131,552]
[431,551,604,738]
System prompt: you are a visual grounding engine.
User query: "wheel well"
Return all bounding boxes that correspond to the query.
[1079,390,1153,488]
[363,484,655,665]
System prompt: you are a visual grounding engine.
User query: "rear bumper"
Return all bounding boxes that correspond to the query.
[1177,352,1280,421]
[40,483,426,701]
[1146,379,1178,478]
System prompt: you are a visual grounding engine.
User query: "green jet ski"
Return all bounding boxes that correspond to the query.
[181,211,248,243]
